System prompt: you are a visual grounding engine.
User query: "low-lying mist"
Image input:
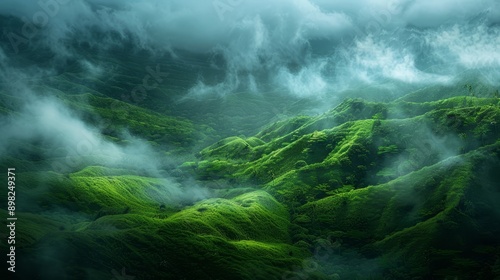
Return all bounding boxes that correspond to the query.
[0,83,211,207]
[1,0,499,103]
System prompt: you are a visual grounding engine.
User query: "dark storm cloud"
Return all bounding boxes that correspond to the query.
[1,0,499,96]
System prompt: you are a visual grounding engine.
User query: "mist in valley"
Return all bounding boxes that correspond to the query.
[1,1,500,279]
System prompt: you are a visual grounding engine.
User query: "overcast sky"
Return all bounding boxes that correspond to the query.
[1,0,499,96]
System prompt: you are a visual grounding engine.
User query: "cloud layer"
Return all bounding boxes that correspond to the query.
[1,0,499,97]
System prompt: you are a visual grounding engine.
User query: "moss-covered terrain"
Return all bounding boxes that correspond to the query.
[0,167,305,279]
[186,94,500,279]
[1,67,500,279]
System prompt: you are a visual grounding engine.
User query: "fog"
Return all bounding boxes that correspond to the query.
[0,83,210,205]
[1,0,498,206]
[1,2,499,278]
[1,0,499,99]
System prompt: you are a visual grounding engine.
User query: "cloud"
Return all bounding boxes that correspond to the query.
[334,34,455,87]
[1,0,499,98]
[426,24,500,82]
[275,60,329,97]
[0,86,210,205]
[402,0,500,27]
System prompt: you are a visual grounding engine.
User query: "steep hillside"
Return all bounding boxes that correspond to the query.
[0,166,305,279]
[2,78,500,279]
[2,2,500,279]
[187,94,500,279]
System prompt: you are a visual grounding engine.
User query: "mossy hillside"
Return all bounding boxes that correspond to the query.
[46,169,180,215]
[69,165,142,177]
[249,100,379,147]
[193,97,500,199]
[198,136,258,161]
[152,191,307,279]
[167,190,290,242]
[1,153,162,175]
[63,93,211,149]
[0,166,179,222]
[187,95,500,278]
[288,142,500,279]
[195,98,394,164]
[377,145,500,279]
[426,102,500,143]
[192,97,500,202]
[195,117,384,203]
[1,126,303,278]
[196,118,375,186]
[0,209,64,252]
[397,74,500,103]
[208,99,376,159]
[295,155,468,242]
[388,96,500,119]
[368,97,500,180]
[0,170,67,213]
[256,115,314,142]
[255,121,374,204]
[1,143,305,278]
[12,190,306,279]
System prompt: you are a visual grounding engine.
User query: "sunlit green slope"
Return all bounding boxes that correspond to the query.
[0,165,305,279]
[189,95,500,279]
[1,75,500,279]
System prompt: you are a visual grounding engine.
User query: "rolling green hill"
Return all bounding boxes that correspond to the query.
[1,30,500,278]
[2,82,500,278]
[185,94,500,279]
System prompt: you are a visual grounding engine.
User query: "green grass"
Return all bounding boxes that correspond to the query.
[186,94,500,279]
[2,67,500,279]
[0,165,305,279]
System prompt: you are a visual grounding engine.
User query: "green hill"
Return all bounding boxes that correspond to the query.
[1,56,500,278]
[186,94,500,279]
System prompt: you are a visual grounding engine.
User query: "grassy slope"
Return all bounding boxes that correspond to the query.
[191,94,500,279]
[0,86,304,278]
[2,41,500,278]
[0,165,304,279]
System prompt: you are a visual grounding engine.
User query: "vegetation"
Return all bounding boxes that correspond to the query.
[1,51,500,278]
[187,94,500,279]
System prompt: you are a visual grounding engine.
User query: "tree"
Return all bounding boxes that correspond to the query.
[464,84,473,95]
[464,84,474,106]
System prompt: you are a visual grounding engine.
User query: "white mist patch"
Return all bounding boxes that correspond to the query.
[428,25,500,68]
[276,61,328,98]
[223,15,269,71]
[186,73,240,98]
[353,37,422,83]
[331,34,454,93]
[79,60,104,79]
[1,0,499,99]
[4,96,126,164]
[0,91,210,204]
[246,74,259,93]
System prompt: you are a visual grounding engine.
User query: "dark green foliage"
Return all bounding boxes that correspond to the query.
[3,73,500,279]
[188,94,500,279]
